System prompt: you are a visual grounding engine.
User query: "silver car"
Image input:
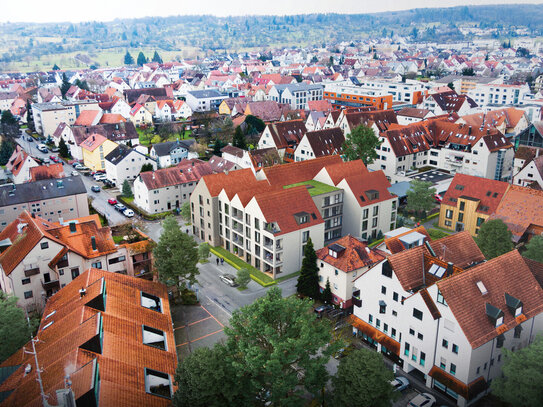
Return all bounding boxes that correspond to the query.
[219,274,237,287]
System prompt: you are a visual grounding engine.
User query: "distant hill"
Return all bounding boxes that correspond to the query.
[0,4,542,72]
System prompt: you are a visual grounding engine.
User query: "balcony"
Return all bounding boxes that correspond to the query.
[264,222,281,234]
[232,222,243,233]
[263,238,274,249]
[232,235,244,245]
[232,209,243,221]
[42,278,60,291]
[352,290,362,308]
[24,264,40,277]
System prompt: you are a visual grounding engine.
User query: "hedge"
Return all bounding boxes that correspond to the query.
[210,246,276,287]
[117,195,173,221]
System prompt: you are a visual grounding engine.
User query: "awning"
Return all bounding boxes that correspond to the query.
[349,315,400,355]
[429,366,487,400]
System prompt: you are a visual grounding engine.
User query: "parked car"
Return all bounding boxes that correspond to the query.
[37,144,49,153]
[314,305,334,318]
[108,198,118,205]
[219,274,237,287]
[114,203,126,212]
[103,179,115,187]
[90,185,100,193]
[434,194,443,203]
[74,163,85,170]
[123,209,135,218]
[27,136,34,142]
[50,146,59,153]
[50,155,60,163]
[390,376,410,392]
[408,393,436,407]
[72,161,81,168]
[71,170,79,176]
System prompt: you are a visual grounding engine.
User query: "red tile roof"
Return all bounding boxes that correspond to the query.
[0,269,177,407]
[442,173,509,215]
[262,155,342,186]
[345,109,398,133]
[303,128,345,158]
[316,235,386,272]
[320,160,368,185]
[74,110,101,126]
[384,226,431,254]
[138,159,213,190]
[99,113,126,124]
[341,170,394,207]
[264,120,307,149]
[80,133,108,152]
[437,250,543,349]
[29,163,65,181]
[6,145,35,177]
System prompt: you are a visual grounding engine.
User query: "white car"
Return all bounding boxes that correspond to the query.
[37,144,49,153]
[94,174,107,181]
[123,209,135,218]
[408,393,436,407]
[71,170,79,176]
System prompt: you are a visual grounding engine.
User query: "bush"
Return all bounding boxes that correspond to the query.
[198,243,210,261]
[180,288,198,305]
[236,268,251,289]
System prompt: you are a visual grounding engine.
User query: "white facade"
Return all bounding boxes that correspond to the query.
[105,150,157,186]
[134,177,197,213]
[467,84,531,108]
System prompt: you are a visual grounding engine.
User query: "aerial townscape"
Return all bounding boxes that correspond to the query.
[2,1,543,406]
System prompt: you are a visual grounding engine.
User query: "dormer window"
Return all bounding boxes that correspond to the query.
[486,303,504,327]
[505,293,523,317]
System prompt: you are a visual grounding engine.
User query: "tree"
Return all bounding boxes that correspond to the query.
[180,202,191,222]
[244,115,266,135]
[331,349,395,407]
[462,67,475,76]
[137,51,148,66]
[405,179,436,217]
[447,82,455,91]
[122,179,133,198]
[198,243,210,261]
[523,235,543,263]
[140,163,154,173]
[236,268,251,289]
[26,100,34,132]
[232,126,247,150]
[342,124,382,164]
[224,288,336,406]
[490,335,543,407]
[60,73,71,99]
[52,64,60,70]
[58,137,70,158]
[1,110,17,126]
[0,139,14,166]
[296,238,320,299]
[152,51,163,64]
[154,216,199,289]
[476,219,514,259]
[322,278,333,304]
[124,51,134,65]
[213,138,226,156]
[327,56,334,67]
[173,345,252,407]
[0,293,37,363]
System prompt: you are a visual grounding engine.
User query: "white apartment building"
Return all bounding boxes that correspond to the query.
[350,232,543,407]
[105,144,157,186]
[326,80,424,104]
[268,83,324,110]
[185,89,228,112]
[467,83,531,108]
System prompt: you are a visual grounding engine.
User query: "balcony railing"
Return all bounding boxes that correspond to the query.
[24,265,40,277]
[42,279,60,292]
[232,210,243,221]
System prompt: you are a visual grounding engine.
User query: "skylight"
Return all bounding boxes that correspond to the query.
[476,281,488,295]
[428,264,446,278]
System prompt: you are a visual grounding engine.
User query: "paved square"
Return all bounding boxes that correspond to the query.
[173,303,228,358]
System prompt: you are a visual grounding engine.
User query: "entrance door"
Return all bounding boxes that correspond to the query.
[455,222,464,232]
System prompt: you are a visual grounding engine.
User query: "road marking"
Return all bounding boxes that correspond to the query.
[188,316,213,326]
[203,295,232,318]
[201,304,225,327]
[175,329,224,347]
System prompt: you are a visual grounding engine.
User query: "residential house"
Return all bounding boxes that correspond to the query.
[74,109,103,126]
[294,128,345,162]
[105,144,157,186]
[0,268,177,405]
[81,134,118,171]
[150,140,196,168]
[397,108,435,125]
[419,91,477,116]
[129,103,153,127]
[99,98,132,119]
[5,145,39,184]
[316,235,386,309]
[171,100,192,119]
[516,121,543,148]
[336,109,398,136]
[32,103,71,138]
[185,89,228,112]
[0,176,88,230]
[268,83,323,110]
[220,145,253,169]
[257,120,307,160]
[513,148,543,189]
[155,100,173,122]
[134,159,213,213]
[29,163,65,182]
[244,101,285,122]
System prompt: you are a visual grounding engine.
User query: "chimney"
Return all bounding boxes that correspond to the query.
[468,126,472,135]
[91,236,96,251]
[446,262,454,277]
[69,222,76,233]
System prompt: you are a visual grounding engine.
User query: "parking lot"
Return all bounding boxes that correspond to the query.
[172,301,228,358]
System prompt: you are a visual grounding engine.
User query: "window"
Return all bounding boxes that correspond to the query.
[409,328,415,336]
[477,217,485,227]
[476,366,480,374]
[391,328,397,339]
[381,286,387,295]
[144,368,172,399]
[442,339,449,349]
[445,209,453,219]
[22,278,31,285]
[404,342,410,356]
[108,256,126,265]
[392,310,397,316]
[41,242,49,250]
[484,362,487,370]
[514,325,523,338]
[376,318,381,328]
[142,326,167,350]
[362,208,369,219]
[379,302,386,314]
[450,363,456,376]
[372,217,378,228]
[459,201,465,211]
[458,212,464,222]
[71,268,80,280]
[383,323,388,333]
[368,314,373,324]
[302,231,309,243]
[420,352,426,367]
[440,357,446,370]
[24,290,33,299]
[141,292,163,313]
[437,290,447,305]
[452,344,459,354]
[91,261,102,269]
[392,292,399,302]
[417,333,423,340]
[413,308,423,320]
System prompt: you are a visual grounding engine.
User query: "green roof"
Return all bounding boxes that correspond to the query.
[283,180,339,196]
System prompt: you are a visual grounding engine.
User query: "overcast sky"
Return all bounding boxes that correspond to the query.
[2,0,542,23]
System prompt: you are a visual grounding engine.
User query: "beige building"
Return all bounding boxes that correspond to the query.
[32,100,101,137]
[0,176,89,231]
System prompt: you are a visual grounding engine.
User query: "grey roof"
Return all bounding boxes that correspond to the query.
[187,89,226,99]
[152,140,195,157]
[105,144,152,165]
[272,83,324,92]
[0,176,86,207]
[72,122,139,145]
[387,181,412,199]
[32,102,67,112]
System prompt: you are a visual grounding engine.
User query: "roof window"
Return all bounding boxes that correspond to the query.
[141,292,163,313]
[144,368,172,399]
[485,303,504,327]
[476,281,488,295]
[505,293,523,317]
[143,325,167,350]
[42,321,54,331]
[455,184,464,191]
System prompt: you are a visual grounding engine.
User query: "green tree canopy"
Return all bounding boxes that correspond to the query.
[180,202,191,222]
[1,110,17,126]
[58,137,70,159]
[476,218,513,259]
[322,277,333,304]
[405,179,436,217]
[296,237,320,299]
[152,51,163,64]
[124,51,135,65]
[244,115,266,135]
[490,335,543,407]
[153,216,199,289]
[0,139,14,166]
[0,293,38,363]
[26,100,35,132]
[523,235,543,263]
[236,267,251,289]
[331,349,396,407]
[198,243,210,261]
[60,73,71,99]
[173,344,253,407]
[342,124,382,164]
[122,179,133,198]
[213,138,226,156]
[224,287,336,406]
[52,64,60,70]
[140,163,154,173]
[137,51,148,66]
[232,126,247,150]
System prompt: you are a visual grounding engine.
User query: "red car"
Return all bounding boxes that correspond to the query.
[434,194,443,203]
[108,198,118,205]
[49,155,60,163]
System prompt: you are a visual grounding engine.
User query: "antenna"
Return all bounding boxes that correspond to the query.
[25,311,48,407]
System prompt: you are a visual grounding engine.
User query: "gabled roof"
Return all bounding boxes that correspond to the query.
[80,133,109,152]
[442,173,509,215]
[245,101,283,121]
[29,163,65,181]
[72,122,138,145]
[397,107,432,119]
[99,113,126,124]
[0,176,86,207]
[263,120,307,149]
[303,128,345,158]
[151,140,194,157]
[200,168,260,197]
[437,250,543,349]
[262,155,342,186]
[124,87,171,104]
[105,144,146,165]
[138,159,212,190]
[341,170,394,207]
[316,235,386,272]
[74,110,101,126]
[0,269,176,407]
[5,145,35,177]
[345,109,398,133]
[460,108,525,131]
[207,155,237,173]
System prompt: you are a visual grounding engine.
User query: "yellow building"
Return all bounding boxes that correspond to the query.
[81,133,118,171]
[438,174,509,236]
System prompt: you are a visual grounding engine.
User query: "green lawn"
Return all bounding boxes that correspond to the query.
[210,246,276,287]
[428,228,451,240]
[275,271,300,283]
[112,235,124,244]
[283,180,340,196]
